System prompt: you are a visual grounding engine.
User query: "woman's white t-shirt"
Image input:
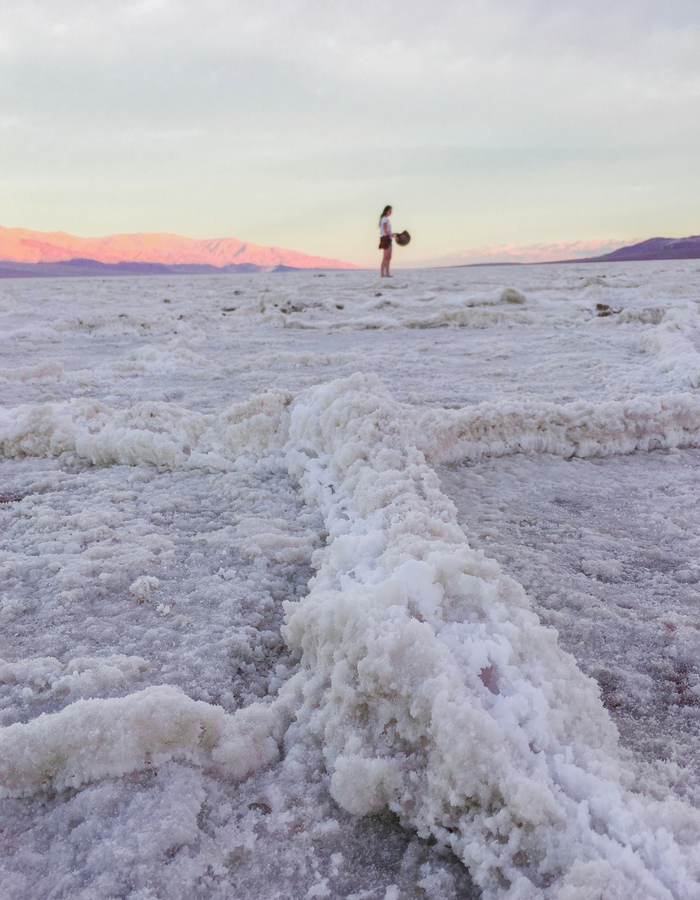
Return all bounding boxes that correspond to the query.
[380,216,392,237]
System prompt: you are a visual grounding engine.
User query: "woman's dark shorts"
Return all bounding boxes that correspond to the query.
[379,235,392,250]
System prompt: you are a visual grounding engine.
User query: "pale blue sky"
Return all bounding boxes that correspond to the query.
[1,0,699,267]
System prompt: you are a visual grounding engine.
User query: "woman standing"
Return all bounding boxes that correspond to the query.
[379,205,394,277]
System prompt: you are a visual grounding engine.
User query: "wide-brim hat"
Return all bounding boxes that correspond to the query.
[395,231,411,246]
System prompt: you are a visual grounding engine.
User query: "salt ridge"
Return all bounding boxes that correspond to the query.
[3,387,700,471]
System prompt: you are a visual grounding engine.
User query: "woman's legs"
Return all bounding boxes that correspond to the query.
[381,245,392,276]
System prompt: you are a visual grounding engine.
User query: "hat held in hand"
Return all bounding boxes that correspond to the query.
[395,231,411,246]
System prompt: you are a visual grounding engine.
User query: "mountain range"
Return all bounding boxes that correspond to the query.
[0,225,358,276]
[2,227,700,278]
[581,235,700,263]
[461,235,700,268]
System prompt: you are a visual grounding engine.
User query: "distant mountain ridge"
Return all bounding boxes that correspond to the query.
[457,235,700,268]
[0,225,358,272]
[584,235,700,263]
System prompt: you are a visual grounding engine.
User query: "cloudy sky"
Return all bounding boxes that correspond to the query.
[1,0,699,267]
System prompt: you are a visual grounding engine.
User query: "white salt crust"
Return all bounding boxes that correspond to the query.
[2,372,700,898]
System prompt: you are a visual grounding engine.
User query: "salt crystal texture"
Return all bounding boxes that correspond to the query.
[2,263,700,898]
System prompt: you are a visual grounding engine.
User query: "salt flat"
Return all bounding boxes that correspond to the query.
[2,261,700,899]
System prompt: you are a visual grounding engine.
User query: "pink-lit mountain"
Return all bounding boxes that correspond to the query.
[0,225,358,270]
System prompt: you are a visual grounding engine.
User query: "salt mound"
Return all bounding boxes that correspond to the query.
[499,288,527,304]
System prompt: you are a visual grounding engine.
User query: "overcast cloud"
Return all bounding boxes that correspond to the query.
[1,0,699,266]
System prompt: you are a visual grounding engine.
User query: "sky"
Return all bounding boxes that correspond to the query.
[1,0,699,268]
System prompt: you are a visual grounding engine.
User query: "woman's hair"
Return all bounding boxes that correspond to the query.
[379,205,392,227]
